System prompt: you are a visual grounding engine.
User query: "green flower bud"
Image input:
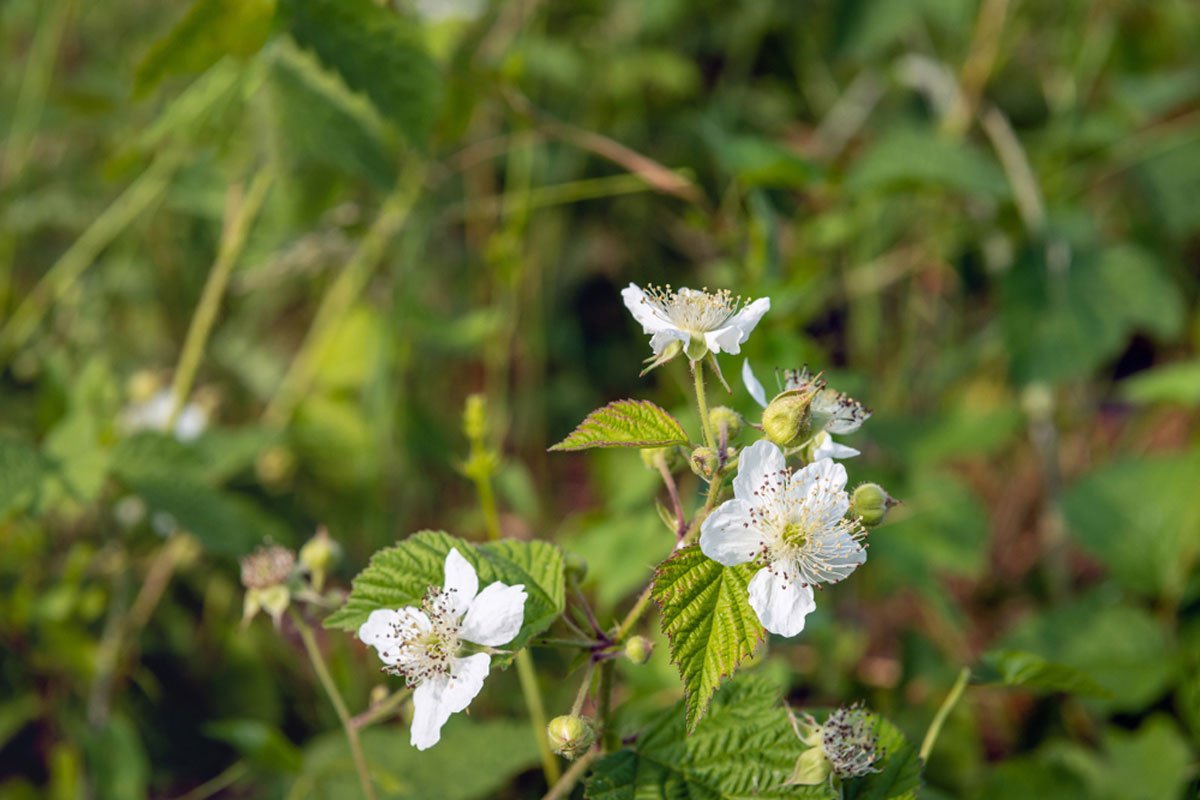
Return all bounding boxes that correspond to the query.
[624,635,654,665]
[708,406,744,441]
[690,446,719,479]
[299,528,340,592]
[851,483,895,527]
[463,393,488,442]
[762,389,815,448]
[547,715,595,760]
[565,553,588,584]
[640,445,684,472]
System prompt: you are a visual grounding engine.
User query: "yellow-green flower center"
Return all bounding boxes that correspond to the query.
[781,521,808,548]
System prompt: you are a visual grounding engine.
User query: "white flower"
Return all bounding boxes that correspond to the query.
[700,440,867,636]
[622,283,770,359]
[358,548,527,750]
[121,389,208,442]
[742,360,870,459]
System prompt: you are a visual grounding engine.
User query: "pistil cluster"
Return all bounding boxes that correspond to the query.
[641,284,748,334]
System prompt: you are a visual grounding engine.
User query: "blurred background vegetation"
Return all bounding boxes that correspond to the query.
[1,0,1198,797]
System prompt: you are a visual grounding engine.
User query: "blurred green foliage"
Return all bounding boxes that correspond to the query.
[1,0,1198,796]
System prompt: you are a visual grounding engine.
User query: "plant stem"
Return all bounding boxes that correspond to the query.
[540,747,601,800]
[170,761,248,800]
[918,667,970,762]
[0,150,181,362]
[570,660,596,716]
[613,584,654,643]
[598,660,615,749]
[470,443,560,783]
[350,687,412,731]
[656,458,686,538]
[167,168,273,429]
[692,360,715,450]
[517,648,561,783]
[293,614,377,800]
[264,164,424,427]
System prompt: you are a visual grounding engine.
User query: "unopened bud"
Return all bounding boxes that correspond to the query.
[299,528,340,592]
[708,406,743,441]
[850,483,895,527]
[624,635,654,665]
[762,389,814,448]
[690,446,719,479]
[565,553,588,583]
[547,715,594,759]
[640,445,684,472]
[256,446,296,489]
[463,394,488,442]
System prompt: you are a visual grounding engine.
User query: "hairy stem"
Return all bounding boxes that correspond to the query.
[517,648,561,783]
[167,168,273,429]
[350,687,412,731]
[692,360,716,450]
[919,667,971,762]
[656,458,686,538]
[570,660,596,717]
[540,747,601,800]
[294,614,376,800]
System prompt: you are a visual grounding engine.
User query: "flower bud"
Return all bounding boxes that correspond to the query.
[565,553,588,584]
[762,389,814,448]
[547,715,595,759]
[624,635,654,665]
[851,483,895,527]
[640,445,684,472]
[463,393,488,442]
[708,406,743,441]
[299,528,340,592]
[690,446,719,479]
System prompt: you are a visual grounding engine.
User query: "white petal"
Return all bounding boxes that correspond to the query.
[811,432,860,461]
[747,565,816,637]
[742,359,769,408]
[649,327,688,355]
[731,297,771,338]
[358,607,428,666]
[410,676,454,750]
[807,530,867,584]
[443,653,491,713]
[621,283,675,335]
[789,457,848,496]
[442,548,479,618]
[460,582,527,646]
[700,498,762,566]
[733,439,787,503]
[705,324,745,355]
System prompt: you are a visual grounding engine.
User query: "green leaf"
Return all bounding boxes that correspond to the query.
[999,591,1175,713]
[549,399,690,452]
[279,0,441,147]
[585,677,803,800]
[842,714,922,800]
[1050,716,1193,800]
[323,531,565,658]
[976,650,1112,698]
[134,0,274,96]
[1062,451,1200,600]
[204,719,303,773]
[0,434,46,517]
[844,127,1009,199]
[127,478,289,557]
[296,717,541,799]
[1120,360,1200,406]
[652,545,764,731]
[267,43,396,189]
